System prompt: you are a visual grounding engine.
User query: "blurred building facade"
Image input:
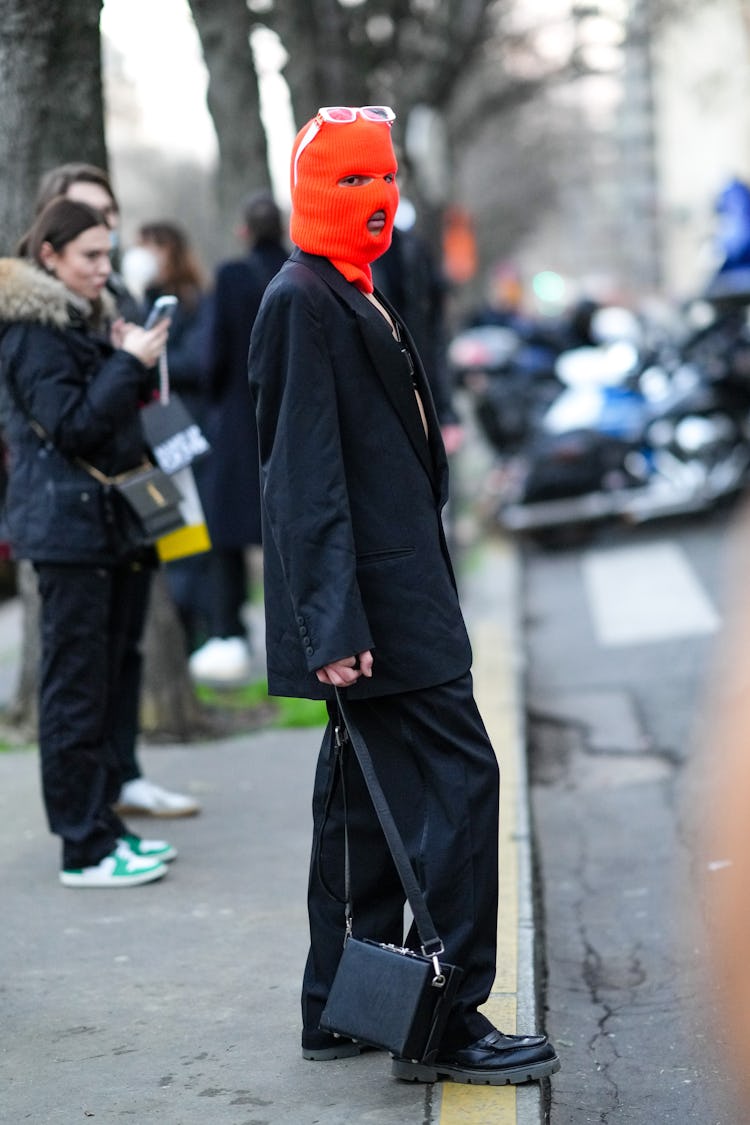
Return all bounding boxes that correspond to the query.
[532,0,750,303]
[653,0,750,299]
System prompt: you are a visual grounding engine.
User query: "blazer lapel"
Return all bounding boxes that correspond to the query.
[373,288,449,497]
[291,251,440,488]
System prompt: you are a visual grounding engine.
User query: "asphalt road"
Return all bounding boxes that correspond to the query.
[522,503,745,1124]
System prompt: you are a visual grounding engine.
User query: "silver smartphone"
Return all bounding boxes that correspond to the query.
[144,294,178,329]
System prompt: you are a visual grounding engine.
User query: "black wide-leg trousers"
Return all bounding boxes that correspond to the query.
[302,672,500,1051]
[36,562,149,870]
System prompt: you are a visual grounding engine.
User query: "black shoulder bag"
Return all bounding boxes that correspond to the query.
[319,689,462,1063]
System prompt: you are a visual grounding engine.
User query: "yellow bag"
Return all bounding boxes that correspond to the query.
[156,466,211,562]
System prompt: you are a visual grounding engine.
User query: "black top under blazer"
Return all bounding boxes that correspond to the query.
[248,249,472,701]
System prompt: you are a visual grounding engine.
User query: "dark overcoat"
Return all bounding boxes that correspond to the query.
[201,241,288,547]
[248,249,472,701]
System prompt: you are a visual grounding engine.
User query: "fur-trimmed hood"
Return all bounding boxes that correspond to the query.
[0,258,116,331]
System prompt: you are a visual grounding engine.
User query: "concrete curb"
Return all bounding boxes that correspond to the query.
[457,536,546,1125]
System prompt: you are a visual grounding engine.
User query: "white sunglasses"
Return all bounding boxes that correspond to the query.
[293,106,396,186]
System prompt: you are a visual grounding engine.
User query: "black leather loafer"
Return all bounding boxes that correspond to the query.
[392,1029,560,1085]
[302,1029,368,1061]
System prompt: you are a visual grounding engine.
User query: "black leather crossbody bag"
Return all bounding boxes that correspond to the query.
[319,690,462,1063]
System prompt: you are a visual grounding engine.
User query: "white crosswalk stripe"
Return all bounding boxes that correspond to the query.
[581,540,720,647]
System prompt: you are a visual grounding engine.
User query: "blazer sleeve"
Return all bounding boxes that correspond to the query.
[250,280,374,671]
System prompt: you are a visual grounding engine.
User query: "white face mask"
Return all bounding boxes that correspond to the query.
[120,245,160,299]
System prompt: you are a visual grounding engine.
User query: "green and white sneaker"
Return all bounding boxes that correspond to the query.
[60,841,168,888]
[120,833,177,863]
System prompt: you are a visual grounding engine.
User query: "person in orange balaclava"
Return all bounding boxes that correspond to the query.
[289,106,399,291]
[249,107,559,1089]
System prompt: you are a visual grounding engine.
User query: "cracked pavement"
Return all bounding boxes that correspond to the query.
[523,512,741,1124]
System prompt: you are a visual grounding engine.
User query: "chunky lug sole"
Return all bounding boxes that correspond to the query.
[392,1053,561,1086]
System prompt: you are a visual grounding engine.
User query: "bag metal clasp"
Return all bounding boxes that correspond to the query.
[420,940,446,988]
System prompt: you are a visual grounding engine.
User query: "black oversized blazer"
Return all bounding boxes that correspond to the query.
[249,249,472,701]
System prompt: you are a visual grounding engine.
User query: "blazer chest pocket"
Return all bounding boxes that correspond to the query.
[356,546,415,568]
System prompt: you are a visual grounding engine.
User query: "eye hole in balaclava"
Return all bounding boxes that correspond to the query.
[290,114,399,292]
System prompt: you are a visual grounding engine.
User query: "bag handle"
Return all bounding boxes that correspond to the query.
[158,350,170,404]
[334,688,445,959]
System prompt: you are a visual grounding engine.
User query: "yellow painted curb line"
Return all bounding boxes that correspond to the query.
[439,539,522,1124]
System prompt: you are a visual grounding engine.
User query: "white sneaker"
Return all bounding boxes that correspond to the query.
[114,777,201,818]
[188,636,252,685]
[60,841,167,888]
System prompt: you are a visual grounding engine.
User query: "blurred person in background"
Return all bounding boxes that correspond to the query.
[135,220,212,654]
[0,198,177,886]
[467,260,530,335]
[29,165,200,820]
[188,191,288,686]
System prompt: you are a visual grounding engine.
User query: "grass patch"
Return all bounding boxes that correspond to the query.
[459,540,485,576]
[196,678,327,729]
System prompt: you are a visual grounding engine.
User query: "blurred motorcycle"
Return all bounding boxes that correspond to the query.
[448,323,563,455]
[490,305,750,537]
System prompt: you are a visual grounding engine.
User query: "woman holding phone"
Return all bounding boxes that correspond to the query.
[28,164,201,821]
[0,198,177,887]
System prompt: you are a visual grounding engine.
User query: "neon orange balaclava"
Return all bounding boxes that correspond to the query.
[290,113,399,292]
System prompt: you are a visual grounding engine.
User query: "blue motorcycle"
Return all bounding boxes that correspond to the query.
[494,305,750,537]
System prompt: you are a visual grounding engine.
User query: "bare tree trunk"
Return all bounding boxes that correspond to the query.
[739,0,750,50]
[141,569,209,741]
[0,0,104,728]
[0,0,106,251]
[7,561,39,738]
[273,0,367,120]
[187,0,271,248]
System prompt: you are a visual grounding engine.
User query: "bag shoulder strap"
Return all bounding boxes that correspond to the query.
[334,688,444,957]
[2,340,150,488]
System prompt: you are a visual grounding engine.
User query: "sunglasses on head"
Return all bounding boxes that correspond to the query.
[293,106,396,186]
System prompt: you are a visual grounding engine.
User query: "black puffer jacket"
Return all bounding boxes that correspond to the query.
[0,258,154,564]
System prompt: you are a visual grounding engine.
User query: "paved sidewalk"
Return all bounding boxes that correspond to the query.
[0,539,546,1125]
